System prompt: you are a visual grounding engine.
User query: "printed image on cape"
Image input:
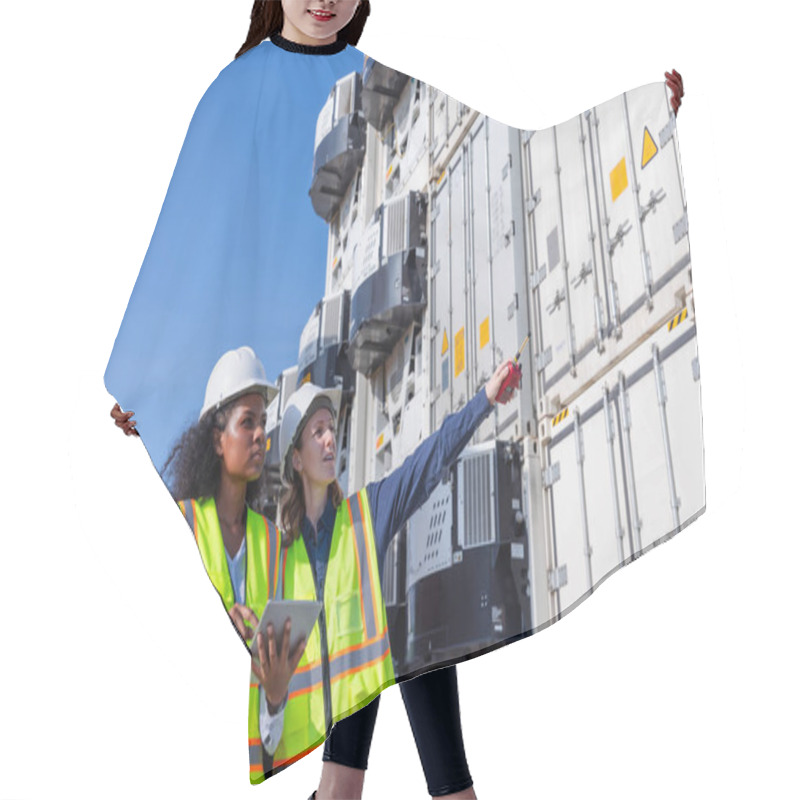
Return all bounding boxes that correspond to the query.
[105,36,705,784]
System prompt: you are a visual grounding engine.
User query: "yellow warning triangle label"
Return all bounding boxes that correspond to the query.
[642,126,658,169]
[442,328,449,355]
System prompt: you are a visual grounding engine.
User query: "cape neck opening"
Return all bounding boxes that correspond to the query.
[270,31,348,55]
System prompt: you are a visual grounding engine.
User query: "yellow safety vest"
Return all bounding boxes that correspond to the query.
[178,497,281,783]
[272,487,395,769]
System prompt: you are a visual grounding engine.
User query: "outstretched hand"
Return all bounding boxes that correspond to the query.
[485,361,522,406]
[110,402,139,436]
[665,69,684,116]
[251,619,307,711]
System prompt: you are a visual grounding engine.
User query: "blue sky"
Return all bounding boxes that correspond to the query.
[105,44,365,473]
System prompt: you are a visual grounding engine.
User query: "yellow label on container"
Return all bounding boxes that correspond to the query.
[641,126,658,168]
[376,433,384,451]
[479,317,490,349]
[454,327,465,377]
[610,157,628,201]
[441,328,449,355]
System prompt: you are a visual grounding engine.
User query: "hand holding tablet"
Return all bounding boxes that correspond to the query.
[250,600,322,710]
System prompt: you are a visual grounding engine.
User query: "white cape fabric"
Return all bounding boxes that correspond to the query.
[105,37,705,783]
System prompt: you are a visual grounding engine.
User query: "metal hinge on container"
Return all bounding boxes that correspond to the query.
[692,356,700,381]
[548,564,568,591]
[673,213,689,244]
[508,294,518,320]
[526,189,542,214]
[659,113,677,148]
[535,346,553,373]
[542,461,561,488]
[504,220,516,246]
[531,264,547,289]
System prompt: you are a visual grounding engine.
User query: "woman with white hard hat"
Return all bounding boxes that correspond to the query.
[257,359,520,799]
[160,345,304,779]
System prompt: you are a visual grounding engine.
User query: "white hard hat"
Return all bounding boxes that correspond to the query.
[279,382,342,486]
[199,346,273,421]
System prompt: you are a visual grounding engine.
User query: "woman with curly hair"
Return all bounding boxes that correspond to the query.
[161,345,305,779]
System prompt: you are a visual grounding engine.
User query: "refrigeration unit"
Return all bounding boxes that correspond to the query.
[296,292,355,395]
[348,191,428,375]
[362,57,410,132]
[402,440,531,673]
[310,72,367,222]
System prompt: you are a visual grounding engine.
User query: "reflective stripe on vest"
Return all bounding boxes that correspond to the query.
[273,488,395,767]
[178,497,280,784]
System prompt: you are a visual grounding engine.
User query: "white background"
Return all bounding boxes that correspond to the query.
[1,1,797,798]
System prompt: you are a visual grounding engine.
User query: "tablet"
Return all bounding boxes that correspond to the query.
[250,599,323,668]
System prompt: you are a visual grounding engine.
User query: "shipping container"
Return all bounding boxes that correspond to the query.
[260,62,704,676]
[532,304,703,622]
[521,82,691,410]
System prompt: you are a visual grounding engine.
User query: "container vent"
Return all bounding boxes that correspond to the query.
[321,294,344,347]
[459,448,496,548]
[335,74,355,121]
[384,196,408,256]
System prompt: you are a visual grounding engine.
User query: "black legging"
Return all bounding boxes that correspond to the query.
[322,665,473,797]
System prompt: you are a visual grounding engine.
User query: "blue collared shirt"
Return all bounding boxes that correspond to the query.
[260,388,494,742]
[300,387,493,589]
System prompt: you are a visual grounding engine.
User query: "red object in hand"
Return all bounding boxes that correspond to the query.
[496,361,522,405]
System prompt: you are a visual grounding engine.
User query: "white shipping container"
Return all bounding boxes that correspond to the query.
[523,83,692,410]
[429,115,532,439]
[533,301,704,621]
[268,68,705,669]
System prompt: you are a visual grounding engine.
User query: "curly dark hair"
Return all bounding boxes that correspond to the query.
[236,0,371,59]
[162,401,270,508]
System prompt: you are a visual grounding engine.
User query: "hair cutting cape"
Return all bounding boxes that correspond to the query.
[105,37,705,783]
